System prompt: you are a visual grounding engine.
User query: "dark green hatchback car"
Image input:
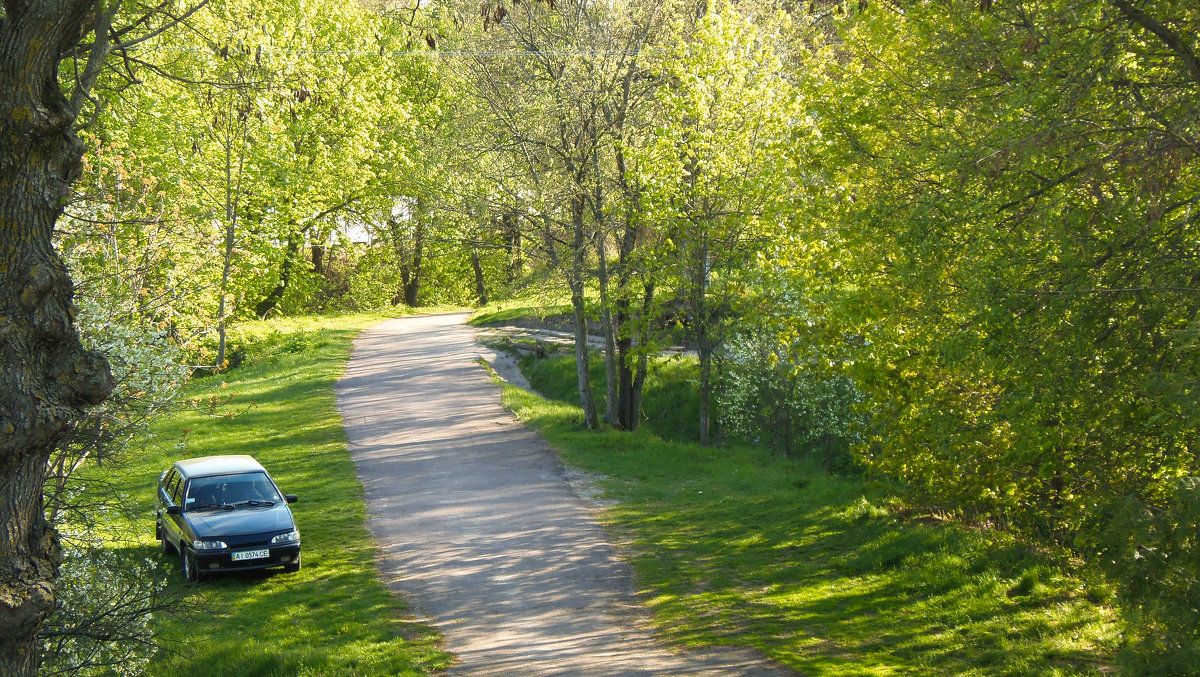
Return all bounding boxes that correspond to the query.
[156,455,301,582]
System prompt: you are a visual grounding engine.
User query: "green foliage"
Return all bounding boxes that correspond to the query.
[1095,478,1200,675]
[783,0,1200,537]
[38,299,191,673]
[720,327,864,472]
[40,541,172,677]
[773,2,1200,662]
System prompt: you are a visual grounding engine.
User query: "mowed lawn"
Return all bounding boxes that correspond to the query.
[100,314,450,676]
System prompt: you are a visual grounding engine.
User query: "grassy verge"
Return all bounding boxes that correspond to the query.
[101,313,450,676]
[517,350,703,443]
[469,300,574,328]
[496,368,1120,676]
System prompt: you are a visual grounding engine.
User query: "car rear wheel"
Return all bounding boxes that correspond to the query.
[159,524,176,555]
[181,549,202,583]
[284,552,302,573]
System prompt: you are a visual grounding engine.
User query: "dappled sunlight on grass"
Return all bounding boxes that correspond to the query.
[499,384,1119,676]
[100,313,450,676]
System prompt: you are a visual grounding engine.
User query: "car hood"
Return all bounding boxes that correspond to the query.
[184,504,294,538]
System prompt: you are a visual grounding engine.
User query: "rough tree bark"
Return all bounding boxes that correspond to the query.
[0,1,116,673]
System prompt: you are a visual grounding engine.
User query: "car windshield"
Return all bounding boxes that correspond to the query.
[185,472,281,510]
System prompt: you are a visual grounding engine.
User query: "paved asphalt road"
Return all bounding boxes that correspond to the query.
[336,313,793,676]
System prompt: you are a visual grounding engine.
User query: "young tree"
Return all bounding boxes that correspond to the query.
[640,2,795,443]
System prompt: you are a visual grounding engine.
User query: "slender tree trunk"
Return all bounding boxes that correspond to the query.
[615,302,634,428]
[633,282,654,428]
[617,281,655,430]
[570,196,600,429]
[587,127,620,425]
[612,144,645,430]
[471,248,488,305]
[1,3,116,672]
[393,207,425,308]
[215,133,238,370]
[697,322,712,445]
[503,212,522,284]
[311,244,326,277]
[691,229,712,445]
[597,241,619,426]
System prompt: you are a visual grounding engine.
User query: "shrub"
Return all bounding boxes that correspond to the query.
[719,327,864,472]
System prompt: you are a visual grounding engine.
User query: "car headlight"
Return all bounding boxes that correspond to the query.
[193,539,227,550]
[270,530,299,544]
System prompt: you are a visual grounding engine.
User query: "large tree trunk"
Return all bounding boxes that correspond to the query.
[1,3,115,673]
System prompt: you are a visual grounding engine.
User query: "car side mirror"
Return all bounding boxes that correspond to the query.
[166,505,181,515]
[285,494,298,504]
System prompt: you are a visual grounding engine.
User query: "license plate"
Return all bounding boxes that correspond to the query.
[232,549,270,561]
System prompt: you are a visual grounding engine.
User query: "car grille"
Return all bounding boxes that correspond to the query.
[223,533,273,548]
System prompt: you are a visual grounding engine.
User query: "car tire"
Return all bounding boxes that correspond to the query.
[284,552,301,573]
[159,524,176,556]
[181,549,202,583]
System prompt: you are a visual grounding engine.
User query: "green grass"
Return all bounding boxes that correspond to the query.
[100,312,450,676]
[469,298,574,326]
[496,380,1121,676]
[522,352,704,442]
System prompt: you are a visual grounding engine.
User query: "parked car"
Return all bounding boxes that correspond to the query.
[156,455,301,582]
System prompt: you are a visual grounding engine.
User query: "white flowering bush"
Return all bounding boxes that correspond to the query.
[40,536,174,676]
[38,298,190,675]
[47,298,190,521]
[719,324,865,473]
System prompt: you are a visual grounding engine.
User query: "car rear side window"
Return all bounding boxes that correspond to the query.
[168,472,184,505]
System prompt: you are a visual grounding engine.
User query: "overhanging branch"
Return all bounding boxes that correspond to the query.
[1109,0,1200,86]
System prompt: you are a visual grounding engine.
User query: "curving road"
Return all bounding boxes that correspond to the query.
[336,313,791,676]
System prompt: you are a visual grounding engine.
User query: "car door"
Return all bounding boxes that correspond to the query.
[161,470,186,549]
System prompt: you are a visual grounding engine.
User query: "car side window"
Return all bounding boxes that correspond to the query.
[169,474,184,506]
[161,470,178,505]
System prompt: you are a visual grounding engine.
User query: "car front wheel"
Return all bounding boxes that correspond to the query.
[181,549,202,583]
[284,552,302,573]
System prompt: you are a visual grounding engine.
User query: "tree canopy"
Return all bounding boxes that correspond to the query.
[2,0,1198,671]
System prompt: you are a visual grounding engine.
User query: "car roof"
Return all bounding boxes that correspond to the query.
[174,455,268,479]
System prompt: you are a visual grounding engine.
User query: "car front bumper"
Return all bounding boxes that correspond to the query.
[194,543,301,573]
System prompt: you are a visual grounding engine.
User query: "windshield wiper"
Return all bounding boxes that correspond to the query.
[190,503,235,511]
[232,499,275,507]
